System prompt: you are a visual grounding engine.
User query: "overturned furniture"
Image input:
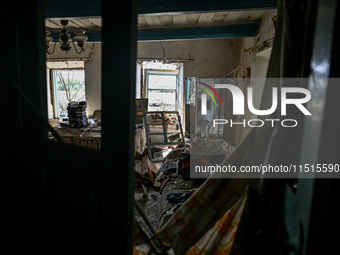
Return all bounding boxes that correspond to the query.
[144,111,185,163]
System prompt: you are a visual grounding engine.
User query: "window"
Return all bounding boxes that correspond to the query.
[147,71,177,111]
[51,69,86,117]
[140,61,183,117]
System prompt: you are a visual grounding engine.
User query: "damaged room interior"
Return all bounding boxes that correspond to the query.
[2,0,340,254]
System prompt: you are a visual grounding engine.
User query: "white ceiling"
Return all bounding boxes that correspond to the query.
[45,18,101,33]
[138,10,271,29]
[45,10,275,33]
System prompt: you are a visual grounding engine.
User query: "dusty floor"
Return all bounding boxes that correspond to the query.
[134,183,161,236]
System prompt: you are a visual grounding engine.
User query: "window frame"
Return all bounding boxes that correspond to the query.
[49,67,86,118]
[145,70,179,111]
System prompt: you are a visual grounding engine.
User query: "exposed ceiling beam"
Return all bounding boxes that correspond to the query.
[138,24,258,41]
[50,23,257,42]
[46,0,102,19]
[139,0,278,15]
[45,0,277,19]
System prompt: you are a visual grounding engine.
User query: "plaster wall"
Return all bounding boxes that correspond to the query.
[138,38,239,78]
[224,10,277,145]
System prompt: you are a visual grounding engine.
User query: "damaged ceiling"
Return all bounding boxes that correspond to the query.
[45,0,277,41]
[45,10,271,32]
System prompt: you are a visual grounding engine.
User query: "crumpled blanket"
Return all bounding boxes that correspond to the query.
[190,137,234,156]
[159,162,177,175]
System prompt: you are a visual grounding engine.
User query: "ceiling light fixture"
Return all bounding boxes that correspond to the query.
[46,20,88,55]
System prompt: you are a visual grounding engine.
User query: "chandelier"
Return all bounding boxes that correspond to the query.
[46,20,88,55]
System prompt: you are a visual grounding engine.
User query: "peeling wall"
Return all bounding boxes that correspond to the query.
[83,44,101,116]
[224,10,277,145]
[138,39,240,137]
[138,39,239,78]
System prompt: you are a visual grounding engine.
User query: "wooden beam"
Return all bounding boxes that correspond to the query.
[139,0,278,15]
[46,0,102,19]
[45,0,277,18]
[50,23,257,42]
[138,24,258,41]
